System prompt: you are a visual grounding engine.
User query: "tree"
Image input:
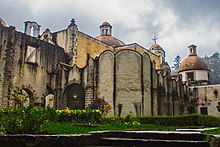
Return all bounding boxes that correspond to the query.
[172,55,181,71]
[203,52,220,84]
[212,52,219,59]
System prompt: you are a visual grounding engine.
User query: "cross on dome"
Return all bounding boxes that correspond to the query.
[152,36,158,44]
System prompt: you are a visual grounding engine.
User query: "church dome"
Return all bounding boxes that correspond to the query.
[96,21,125,47]
[96,35,125,47]
[150,44,162,50]
[0,17,7,27]
[179,44,208,72]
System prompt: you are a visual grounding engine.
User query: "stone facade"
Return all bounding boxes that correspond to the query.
[0,19,184,116]
[188,85,220,116]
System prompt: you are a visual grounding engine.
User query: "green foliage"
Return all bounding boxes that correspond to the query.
[1,107,220,135]
[0,106,48,134]
[55,109,102,123]
[203,127,220,134]
[88,97,112,115]
[137,114,220,127]
[0,107,102,134]
[12,85,29,108]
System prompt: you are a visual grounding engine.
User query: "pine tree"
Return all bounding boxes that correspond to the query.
[172,55,181,71]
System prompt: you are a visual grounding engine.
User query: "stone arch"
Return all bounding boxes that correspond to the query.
[21,88,34,107]
[44,86,54,108]
[115,50,142,116]
[21,84,36,106]
[63,83,85,109]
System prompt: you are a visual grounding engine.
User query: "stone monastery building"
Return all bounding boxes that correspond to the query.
[0,17,220,116]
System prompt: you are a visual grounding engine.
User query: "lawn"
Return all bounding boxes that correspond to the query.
[41,122,176,134]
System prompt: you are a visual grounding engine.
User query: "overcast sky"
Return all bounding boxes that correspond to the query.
[1,0,220,67]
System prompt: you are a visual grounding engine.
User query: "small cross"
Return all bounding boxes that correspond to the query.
[152,36,158,44]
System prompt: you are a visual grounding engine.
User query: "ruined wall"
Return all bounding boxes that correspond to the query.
[22,36,65,107]
[98,51,114,114]
[188,84,220,116]
[115,50,142,116]
[68,66,81,83]
[54,29,71,52]
[54,22,77,57]
[0,25,66,108]
[0,26,15,107]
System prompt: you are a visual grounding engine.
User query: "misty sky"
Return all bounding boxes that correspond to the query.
[1,0,220,66]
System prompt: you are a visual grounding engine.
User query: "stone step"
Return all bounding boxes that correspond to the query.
[98,137,210,147]
[89,131,207,141]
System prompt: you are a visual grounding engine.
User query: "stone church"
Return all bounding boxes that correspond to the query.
[179,44,220,116]
[0,17,188,116]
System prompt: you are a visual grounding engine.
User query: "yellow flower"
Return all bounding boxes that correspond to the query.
[65,107,70,113]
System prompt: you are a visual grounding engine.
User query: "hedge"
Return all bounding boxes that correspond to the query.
[137,114,220,127]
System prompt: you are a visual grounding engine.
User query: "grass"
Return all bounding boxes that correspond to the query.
[203,127,220,135]
[41,122,176,134]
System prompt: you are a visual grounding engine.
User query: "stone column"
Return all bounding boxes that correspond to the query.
[85,57,94,108]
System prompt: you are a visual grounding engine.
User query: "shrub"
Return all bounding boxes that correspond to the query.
[137,114,220,127]
[0,107,102,134]
[0,106,48,134]
[89,97,112,115]
[56,109,102,124]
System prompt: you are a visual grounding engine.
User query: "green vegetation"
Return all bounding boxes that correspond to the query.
[0,107,102,134]
[203,128,220,135]
[41,122,175,134]
[137,114,220,127]
[1,107,220,134]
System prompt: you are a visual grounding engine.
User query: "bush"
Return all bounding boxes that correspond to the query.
[56,109,102,123]
[0,107,102,134]
[137,114,220,127]
[0,106,48,134]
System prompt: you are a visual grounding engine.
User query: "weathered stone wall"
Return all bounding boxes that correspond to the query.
[115,44,161,69]
[0,26,15,107]
[188,84,220,116]
[115,50,142,116]
[85,58,95,107]
[20,36,65,107]
[0,25,66,108]
[77,32,113,68]
[143,53,152,115]
[152,69,158,116]
[53,22,78,59]
[98,51,114,114]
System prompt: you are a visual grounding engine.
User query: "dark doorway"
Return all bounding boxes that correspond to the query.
[200,107,208,115]
[63,83,85,109]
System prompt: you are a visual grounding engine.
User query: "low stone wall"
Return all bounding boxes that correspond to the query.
[0,131,211,147]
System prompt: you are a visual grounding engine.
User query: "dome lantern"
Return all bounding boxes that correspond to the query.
[188,44,197,56]
[99,22,112,36]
